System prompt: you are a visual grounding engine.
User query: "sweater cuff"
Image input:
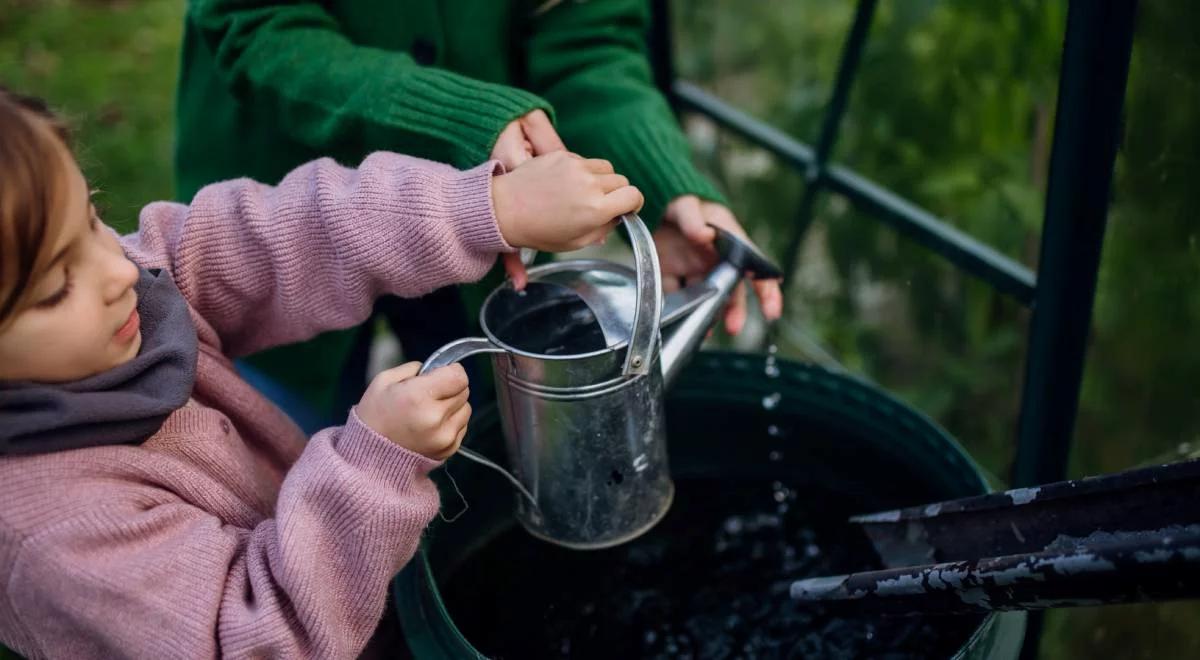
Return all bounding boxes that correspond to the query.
[384,71,554,168]
[336,408,443,487]
[442,160,515,255]
[604,121,727,228]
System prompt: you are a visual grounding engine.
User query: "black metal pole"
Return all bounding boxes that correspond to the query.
[1013,0,1138,657]
[779,0,878,288]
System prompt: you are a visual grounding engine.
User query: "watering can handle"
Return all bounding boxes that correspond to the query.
[417,338,539,508]
[621,213,663,377]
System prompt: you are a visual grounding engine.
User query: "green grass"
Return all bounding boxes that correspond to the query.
[0,0,184,233]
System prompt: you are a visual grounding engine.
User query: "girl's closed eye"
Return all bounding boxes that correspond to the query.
[36,269,73,309]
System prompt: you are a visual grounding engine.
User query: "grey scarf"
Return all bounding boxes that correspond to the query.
[0,268,198,455]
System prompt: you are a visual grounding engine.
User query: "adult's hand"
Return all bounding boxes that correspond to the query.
[490,110,568,288]
[657,195,784,335]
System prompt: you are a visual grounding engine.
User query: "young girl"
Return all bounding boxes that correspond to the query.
[0,88,642,658]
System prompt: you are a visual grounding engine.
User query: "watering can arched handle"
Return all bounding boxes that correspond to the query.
[417,338,538,508]
[620,213,663,377]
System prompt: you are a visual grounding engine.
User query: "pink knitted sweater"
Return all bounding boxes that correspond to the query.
[0,153,511,659]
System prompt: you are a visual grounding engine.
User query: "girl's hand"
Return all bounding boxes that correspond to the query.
[492,151,643,254]
[355,362,470,460]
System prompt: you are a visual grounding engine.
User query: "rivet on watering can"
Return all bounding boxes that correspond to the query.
[631,355,644,369]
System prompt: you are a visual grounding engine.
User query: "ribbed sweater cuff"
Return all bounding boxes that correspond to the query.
[338,408,442,486]
[386,74,554,168]
[441,160,515,254]
[605,122,727,227]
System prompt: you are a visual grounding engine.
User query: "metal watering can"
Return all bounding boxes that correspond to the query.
[419,214,781,549]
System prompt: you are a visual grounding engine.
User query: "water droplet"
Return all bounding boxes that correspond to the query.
[805,543,821,557]
[768,449,783,462]
[644,631,657,644]
[767,424,782,437]
[762,392,781,410]
[773,489,788,503]
[767,344,778,356]
[723,516,744,535]
[764,360,780,378]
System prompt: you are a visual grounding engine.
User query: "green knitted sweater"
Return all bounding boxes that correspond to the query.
[177,0,722,220]
[175,0,724,413]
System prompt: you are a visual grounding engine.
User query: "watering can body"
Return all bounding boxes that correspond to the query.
[418,215,780,549]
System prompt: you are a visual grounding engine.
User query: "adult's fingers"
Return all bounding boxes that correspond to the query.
[665,195,715,244]
[753,278,784,321]
[521,109,567,154]
[490,120,532,170]
[722,280,749,336]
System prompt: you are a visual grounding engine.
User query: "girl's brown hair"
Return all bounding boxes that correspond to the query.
[0,87,73,328]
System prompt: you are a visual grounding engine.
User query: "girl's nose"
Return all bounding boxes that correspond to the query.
[101,249,140,305]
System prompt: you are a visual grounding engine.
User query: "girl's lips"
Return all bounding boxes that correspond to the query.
[115,308,140,343]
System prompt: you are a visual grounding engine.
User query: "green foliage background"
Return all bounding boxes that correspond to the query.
[2,0,1197,657]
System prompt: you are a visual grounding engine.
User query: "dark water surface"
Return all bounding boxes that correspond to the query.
[440,478,979,659]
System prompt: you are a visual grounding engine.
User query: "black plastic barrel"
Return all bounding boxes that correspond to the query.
[393,352,1025,658]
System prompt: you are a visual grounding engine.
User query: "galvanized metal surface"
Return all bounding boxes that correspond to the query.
[618,213,662,377]
[415,219,781,549]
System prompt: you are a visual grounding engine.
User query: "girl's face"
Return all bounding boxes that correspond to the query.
[0,139,142,383]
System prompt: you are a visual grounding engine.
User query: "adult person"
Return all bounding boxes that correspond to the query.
[176,0,784,424]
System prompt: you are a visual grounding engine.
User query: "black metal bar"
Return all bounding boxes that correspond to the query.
[673,80,816,171]
[825,166,1038,305]
[780,0,878,285]
[789,526,1200,616]
[673,82,1038,305]
[1011,0,1138,491]
[1012,1,1139,657]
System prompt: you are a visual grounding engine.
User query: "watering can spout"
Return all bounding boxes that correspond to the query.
[659,226,784,389]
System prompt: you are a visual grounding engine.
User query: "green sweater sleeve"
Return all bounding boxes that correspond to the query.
[524,0,726,226]
[186,0,551,168]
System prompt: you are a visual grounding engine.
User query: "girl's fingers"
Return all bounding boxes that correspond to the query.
[440,389,471,419]
[597,173,630,193]
[583,158,615,174]
[376,361,422,385]
[503,252,529,290]
[418,363,470,398]
[448,404,472,440]
[601,185,644,218]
